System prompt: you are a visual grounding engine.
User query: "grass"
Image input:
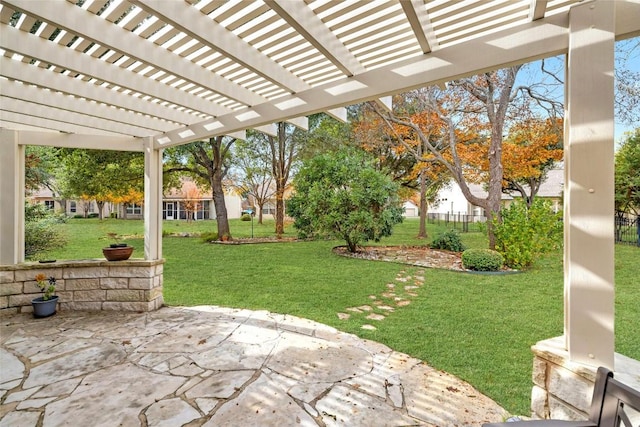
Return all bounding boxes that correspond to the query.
[41,217,639,415]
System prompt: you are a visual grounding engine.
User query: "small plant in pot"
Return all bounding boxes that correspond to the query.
[102,232,134,261]
[32,273,58,318]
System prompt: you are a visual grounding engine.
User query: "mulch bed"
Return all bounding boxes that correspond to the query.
[333,245,465,271]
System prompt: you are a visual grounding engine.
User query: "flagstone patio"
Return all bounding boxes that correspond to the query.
[1,306,507,426]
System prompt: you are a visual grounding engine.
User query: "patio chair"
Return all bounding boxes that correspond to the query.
[483,367,640,427]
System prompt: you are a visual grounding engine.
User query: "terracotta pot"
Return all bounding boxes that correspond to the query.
[102,246,134,261]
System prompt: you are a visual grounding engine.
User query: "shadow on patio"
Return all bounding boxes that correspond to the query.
[1,306,506,426]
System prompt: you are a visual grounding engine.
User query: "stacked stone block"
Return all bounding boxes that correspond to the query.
[530,336,640,421]
[0,259,164,315]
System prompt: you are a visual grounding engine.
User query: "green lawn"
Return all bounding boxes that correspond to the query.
[41,217,639,415]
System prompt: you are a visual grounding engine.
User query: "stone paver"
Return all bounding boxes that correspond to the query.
[0,307,507,426]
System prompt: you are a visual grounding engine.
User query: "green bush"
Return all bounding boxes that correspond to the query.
[430,229,466,252]
[288,148,403,253]
[462,248,504,271]
[240,214,251,221]
[88,213,99,218]
[73,214,84,219]
[25,203,67,259]
[493,199,563,269]
[200,231,219,243]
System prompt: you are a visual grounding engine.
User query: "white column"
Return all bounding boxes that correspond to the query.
[564,1,615,368]
[0,129,25,265]
[144,137,163,260]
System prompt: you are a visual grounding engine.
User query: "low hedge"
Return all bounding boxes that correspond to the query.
[461,248,504,271]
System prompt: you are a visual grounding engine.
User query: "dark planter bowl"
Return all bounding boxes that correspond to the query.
[102,246,134,261]
[32,296,58,318]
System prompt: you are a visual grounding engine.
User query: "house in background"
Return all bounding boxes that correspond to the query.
[428,168,564,217]
[162,179,243,221]
[29,178,244,220]
[29,187,100,217]
[402,200,420,218]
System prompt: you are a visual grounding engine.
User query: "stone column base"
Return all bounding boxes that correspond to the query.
[531,336,640,420]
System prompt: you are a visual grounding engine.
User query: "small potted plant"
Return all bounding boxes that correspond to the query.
[32,273,58,318]
[102,232,134,261]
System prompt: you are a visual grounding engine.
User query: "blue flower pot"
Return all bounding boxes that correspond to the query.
[31,296,58,318]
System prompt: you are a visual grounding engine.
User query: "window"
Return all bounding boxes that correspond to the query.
[126,203,142,215]
[69,201,76,213]
[44,200,55,210]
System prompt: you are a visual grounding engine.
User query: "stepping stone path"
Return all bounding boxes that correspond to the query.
[339,269,427,330]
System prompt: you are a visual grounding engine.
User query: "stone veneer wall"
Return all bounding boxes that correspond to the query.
[531,336,640,420]
[0,259,164,315]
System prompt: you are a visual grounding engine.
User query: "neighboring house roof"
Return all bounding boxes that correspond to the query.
[464,168,565,201]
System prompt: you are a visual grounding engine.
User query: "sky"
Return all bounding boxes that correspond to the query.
[516,37,639,145]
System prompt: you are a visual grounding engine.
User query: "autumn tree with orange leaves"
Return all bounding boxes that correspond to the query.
[182,181,202,223]
[372,66,525,249]
[458,117,564,207]
[354,103,450,239]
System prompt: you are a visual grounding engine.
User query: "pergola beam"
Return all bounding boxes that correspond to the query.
[265,0,367,77]
[130,0,308,95]
[0,25,227,118]
[529,0,548,21]
[0,80,174,134]
[0,57,199,126]
[0,110,132,138]
[155,12,572,148]
[3,0,264,109]
[400,0,439,53]
[4,130,144,152]
[1,96,155,137]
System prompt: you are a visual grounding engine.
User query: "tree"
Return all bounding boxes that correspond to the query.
[372,66,558,249]
[181,181,202,223]
[265,123,300,237]
[356,101,450,239]
[231,138,275,225]
[58,149,143,219]
[164,137,236,239]
[615,128,640,215]
[459,117,564,207]
[288,149,403,253]
[109,188,144,220]
[615,39,640,126]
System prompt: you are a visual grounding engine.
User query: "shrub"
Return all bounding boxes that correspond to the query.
[200,231,218,243]
[288,149,403,252]
[241,213,251,221]
[88,213,99,218]
[25,203,67,259]
[462,249,504,271]
[493,199,563,269]
[430,229,466,252]
[73,214,84,219]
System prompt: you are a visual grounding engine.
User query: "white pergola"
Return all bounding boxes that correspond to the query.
[1,0,639,372]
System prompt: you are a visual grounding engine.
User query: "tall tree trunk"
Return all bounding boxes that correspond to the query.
[275,184,285,236]
[417,170,428,239]
[211,172,230,239]
[269,123,294,237]
[257,202,265,224]
[97,201,105,220]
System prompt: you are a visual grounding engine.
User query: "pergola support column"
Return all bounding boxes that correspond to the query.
[0,129,25,265]
[564,0,615,368]
[144,137,163,260]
